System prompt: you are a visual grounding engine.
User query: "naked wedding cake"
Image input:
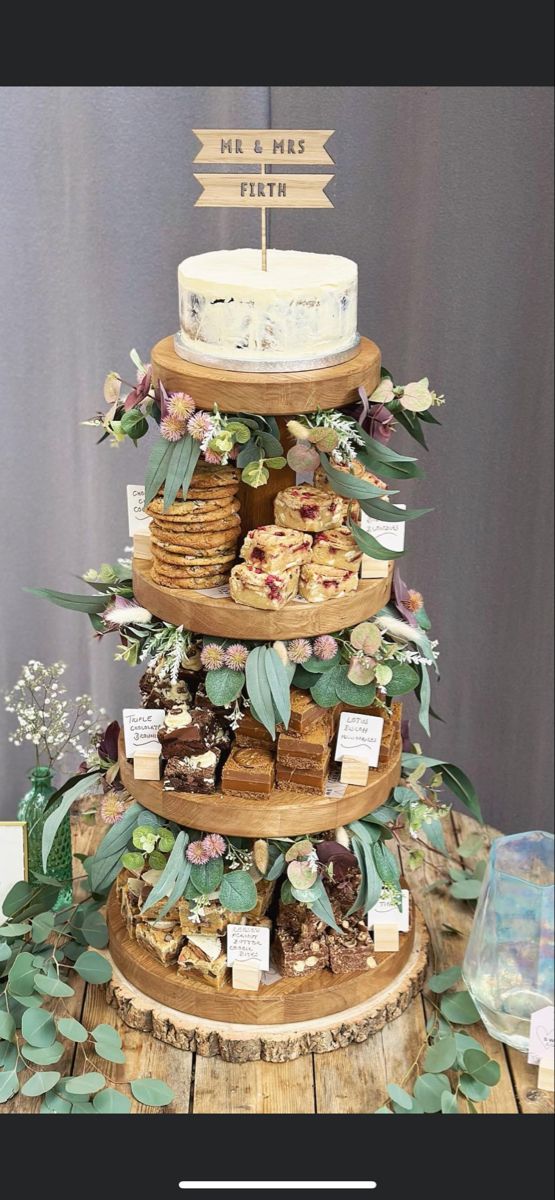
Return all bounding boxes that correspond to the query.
[177,248,358,368]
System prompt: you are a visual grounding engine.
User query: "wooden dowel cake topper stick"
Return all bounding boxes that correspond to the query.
[193,129,335,273]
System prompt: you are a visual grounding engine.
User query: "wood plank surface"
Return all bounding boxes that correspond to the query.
[3,815,552,1115]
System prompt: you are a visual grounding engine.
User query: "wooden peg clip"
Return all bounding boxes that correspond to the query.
[340,757,369,787]
[133,532,152,560]
[232,960,262,992]
[537,1055,554,1093]
[133,750,161,781]
[373,922,400,953]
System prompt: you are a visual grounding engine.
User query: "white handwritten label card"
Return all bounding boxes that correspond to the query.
[227,923,270,971]
[367,889,410,932]
[335,712,384,768]
[123,709,165,758]
[528,1005,554,1066]
[360,504,406,579]
[0,823,28,924]
[126,485,152,536]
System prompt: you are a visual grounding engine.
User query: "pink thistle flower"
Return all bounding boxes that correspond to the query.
[186,840,211,866]
[405,589,424,613]
[168,392,195,422]
[287,638,313,665]
[313,635,338,661]
[200,643,225,671]
[202,833,227,860]
[160,415,187,442]
[99,792,127,825]
[187,411,214,442]
[223,643,249,671]
[203,449,222,465]
[228,445,239,460]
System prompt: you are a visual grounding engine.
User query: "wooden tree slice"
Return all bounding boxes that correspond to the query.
[105,901,429,1061]
[118,733,402,837]
[133,556,393,640]
[151,334,381,414]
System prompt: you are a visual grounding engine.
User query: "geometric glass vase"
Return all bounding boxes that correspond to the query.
[462,831,554,1053]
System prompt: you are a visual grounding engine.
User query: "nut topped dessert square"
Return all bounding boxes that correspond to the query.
[311,526,362,573]
[240,525,313,572]
[274,485,343,532]
[229,561,300,610]
[299,562,360,603]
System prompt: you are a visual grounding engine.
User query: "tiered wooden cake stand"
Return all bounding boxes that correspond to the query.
[105,334,430,1059]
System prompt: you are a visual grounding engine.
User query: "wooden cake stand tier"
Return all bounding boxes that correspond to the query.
[118,733,401,837]
[133,557,393,640]
[106,888,429,1054]
[151,334,381,415]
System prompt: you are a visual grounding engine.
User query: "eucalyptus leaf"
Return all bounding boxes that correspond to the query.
[428,965,462,993]
[7,952,36,997]
[65,1072,106,1096]
[22,1042,65,1065]
[219,871,257,913]
[266,852,286,882]
[264,647,291,728]
[463,1050,501,1086]
[413,1072,451,1113]
[40,1092,71,1114]
[34,976,75,999]
[245,645,275,738]
[441,1090,460,1113]
[347,518,405,560]
[385,661,420,697]
[74,951,112,985]
[144,436,175,506]
[458,1074,490,1102]
[91,1023,122,1047]
[306,879,341,932]
[21,1008,57,1048]
[0,1069,20,1103]
[386,1083,414,1110]
[205,667,245,707]
[457,832,486,859]
[93,1087,132,1114]
[0,1012,16,1042]
[140,830,188,915]
[334,669,377,708]
[57,1017,88,1043]
[31,912,55,943]
[26,588,108,614]
[401,755,482,824]
[93,1040,126,1064]
[130,1077,174,1107]
[21,1071,61,1097]
[310,664,344,708]
[190,857,224,895]
[423,1035,458,1073]
[450,879,483,900]
[163,435,197,510]
[440,990,480,1025]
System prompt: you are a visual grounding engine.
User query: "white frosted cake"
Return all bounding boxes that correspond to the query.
[177,248,358,369]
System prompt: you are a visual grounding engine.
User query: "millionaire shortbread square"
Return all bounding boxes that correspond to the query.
[311,526,362,573]
[274,486,343,533]
[240,524,313,572]
[229,561,300,610]
[299,562,360,603]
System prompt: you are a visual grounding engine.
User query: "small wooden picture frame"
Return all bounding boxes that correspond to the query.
[0,821,28,924]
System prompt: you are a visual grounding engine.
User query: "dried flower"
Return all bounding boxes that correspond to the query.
[398,378,435,413]
[187,411,214,442]
[168,392,195,422]
[99,792,127,825]
[186,840,211,865]
[5,661,104,769]
[160,415,187,442]
[313,635,338,661]
[224,644,249,671]
[103,372,122,406]
[391,567,424,628]
[286,638,313,665]
[203,449,223,464]
[200,644,225,671]
[202,833,227,859]
[103,596,152,627]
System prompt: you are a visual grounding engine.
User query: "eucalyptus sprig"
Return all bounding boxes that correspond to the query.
[0,872,174,1113]
[375,967,501,1114]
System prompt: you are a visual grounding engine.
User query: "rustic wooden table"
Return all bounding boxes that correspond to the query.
[4,812,553,1115]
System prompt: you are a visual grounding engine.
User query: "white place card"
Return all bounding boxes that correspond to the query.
[528,1005,554,1066]
[126,484,152,536]
[367,888,410,933]
[227,923,270,971]
[360,503,406,554]
[335,712,384,768]
[122,708,165,758]
[197,584,231,598]
[0,823,28,924]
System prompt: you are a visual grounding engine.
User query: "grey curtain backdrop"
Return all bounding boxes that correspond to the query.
[0,87,553,831]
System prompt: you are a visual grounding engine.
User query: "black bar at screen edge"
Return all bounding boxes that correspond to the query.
[2,1114,553,1197]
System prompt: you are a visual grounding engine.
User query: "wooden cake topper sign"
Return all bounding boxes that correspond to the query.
[192,128,335,269]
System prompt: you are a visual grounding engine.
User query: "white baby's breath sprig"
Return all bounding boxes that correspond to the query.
[4,661,105,770]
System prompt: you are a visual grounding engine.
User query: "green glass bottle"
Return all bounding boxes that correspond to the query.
[17,766,73,909]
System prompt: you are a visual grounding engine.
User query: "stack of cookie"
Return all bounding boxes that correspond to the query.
[146,464,241,590]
